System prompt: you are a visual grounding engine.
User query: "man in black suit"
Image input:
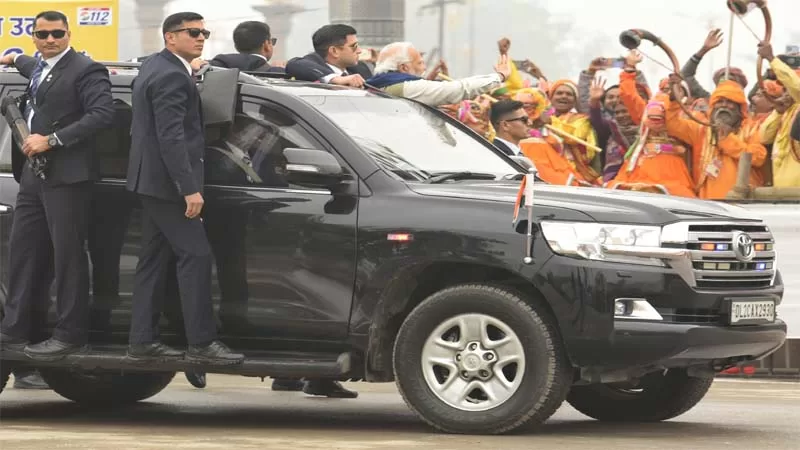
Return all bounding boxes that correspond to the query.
[125,11,243,365]
[0,11,115,360]
[489,100,531,157]
[209,21,284,73]
[285,24,372,88]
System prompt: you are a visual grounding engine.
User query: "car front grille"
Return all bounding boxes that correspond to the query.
[662,221,777,290]
[656,307,723,324]
[687,223,775,289]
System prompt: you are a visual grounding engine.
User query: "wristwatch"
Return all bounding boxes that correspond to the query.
[47,134,60,148]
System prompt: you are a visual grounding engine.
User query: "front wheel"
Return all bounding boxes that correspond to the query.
[393,284,572,434]
[40,369,175,406]
[566,369,714,422]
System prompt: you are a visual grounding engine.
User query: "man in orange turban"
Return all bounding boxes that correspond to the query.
[664,76,767,199]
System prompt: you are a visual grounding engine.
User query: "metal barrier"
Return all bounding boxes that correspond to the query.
[717,338,800,380]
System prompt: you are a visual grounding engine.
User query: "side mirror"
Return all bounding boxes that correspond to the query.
[509,155,535,171]
[283,147,345,188]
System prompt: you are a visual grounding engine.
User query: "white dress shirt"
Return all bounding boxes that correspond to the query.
[321,63,347,83]
[495,137,522,156]
[171,52,194,75]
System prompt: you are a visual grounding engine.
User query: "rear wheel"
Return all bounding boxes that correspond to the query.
[40,369,175,405]
[566,369,714,422]
[393,284,571,434]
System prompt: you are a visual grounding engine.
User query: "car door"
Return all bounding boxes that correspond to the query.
[203,95,359,343]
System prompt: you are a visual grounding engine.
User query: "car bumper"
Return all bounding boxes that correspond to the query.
[606,319,788,370]
[537,255,787,369]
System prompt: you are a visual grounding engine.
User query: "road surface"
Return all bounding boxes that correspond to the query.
[1,375,798,449]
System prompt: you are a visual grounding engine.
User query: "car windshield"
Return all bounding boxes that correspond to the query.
[300,94,520,182]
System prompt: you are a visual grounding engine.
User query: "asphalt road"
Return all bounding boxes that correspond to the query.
[1,375,798,449]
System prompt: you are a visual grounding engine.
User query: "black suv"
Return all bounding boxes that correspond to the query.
[0,64,787,434]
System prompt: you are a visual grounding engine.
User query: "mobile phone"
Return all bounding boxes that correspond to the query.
[609,57,626,69]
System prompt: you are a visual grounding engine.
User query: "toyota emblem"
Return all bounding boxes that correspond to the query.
[731,231,755,262]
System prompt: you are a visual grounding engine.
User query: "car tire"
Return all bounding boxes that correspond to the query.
[40,369,175,405]
[566,368,714,422]
[393,283,571,434]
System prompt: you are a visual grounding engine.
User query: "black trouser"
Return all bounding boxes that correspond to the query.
[1,164,92,345]
[128,194,217,346]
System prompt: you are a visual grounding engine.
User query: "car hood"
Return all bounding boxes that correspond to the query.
[407,181,764,225]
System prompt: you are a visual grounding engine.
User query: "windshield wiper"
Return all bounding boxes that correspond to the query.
[424,171,497,184]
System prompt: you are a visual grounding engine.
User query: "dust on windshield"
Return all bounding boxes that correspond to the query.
[301,94,519,181]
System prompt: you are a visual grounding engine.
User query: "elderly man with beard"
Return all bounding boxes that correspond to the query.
[366,41,511,106]
[663,75,767,199]
[757,42,800,188]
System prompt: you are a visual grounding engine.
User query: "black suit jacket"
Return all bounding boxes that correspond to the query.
[492,139,516,156]
[127,49,204,202]
[285,52,372,82]
[208,53,285,74]
[12,48,114,185]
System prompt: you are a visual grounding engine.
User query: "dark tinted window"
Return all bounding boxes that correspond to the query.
[205,100,326,188]
[0,88,26,174]
[96,94,133,179]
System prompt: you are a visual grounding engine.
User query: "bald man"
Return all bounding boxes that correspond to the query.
[366,41,511,106]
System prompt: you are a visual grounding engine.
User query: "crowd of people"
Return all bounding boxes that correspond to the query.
[197,19,800,200]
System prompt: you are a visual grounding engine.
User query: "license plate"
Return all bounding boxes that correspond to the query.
[729,300,776,325]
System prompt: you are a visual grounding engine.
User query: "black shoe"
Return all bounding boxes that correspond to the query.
[0,333,29,353]
[126,342,185,363]
[271,378,305,392]
[186,340,244,366]
[303,379,358,399]
[12,369,50,390]
[185,371,207,388]
[24,338,88,362]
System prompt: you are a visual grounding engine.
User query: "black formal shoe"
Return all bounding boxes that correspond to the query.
[185,371,207,388]
[186,340,244,366]
[0,333,29,353]
[271,378,305,392]
[13,369,50,390]
[126,342,185,363]
[24,338,88,362]
[303,379,359,399]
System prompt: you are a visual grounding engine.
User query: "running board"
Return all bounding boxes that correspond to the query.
[0,347,353,378]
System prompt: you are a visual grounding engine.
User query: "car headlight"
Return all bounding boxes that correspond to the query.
[540,221,666,266]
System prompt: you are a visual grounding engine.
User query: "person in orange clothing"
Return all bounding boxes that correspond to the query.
[513,88,598,186]
[606,100,696,197]
[664,77,767,199]
[547,79,602,180]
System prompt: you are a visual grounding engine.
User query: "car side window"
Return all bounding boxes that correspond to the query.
[205,100,328,188]
[0,89,132,178]
[96,92,133,179]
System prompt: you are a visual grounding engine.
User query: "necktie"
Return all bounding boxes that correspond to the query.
[24,58,48,119]
[24,58,50,180]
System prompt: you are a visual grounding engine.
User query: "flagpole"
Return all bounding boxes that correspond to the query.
[523,168,536,264]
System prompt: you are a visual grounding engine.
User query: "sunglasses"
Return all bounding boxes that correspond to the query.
[269,37,277,45]
[171,27,211,39]
[33,29,67,39]
[504,116,530,124]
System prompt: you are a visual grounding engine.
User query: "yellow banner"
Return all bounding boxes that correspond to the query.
[1,0,118,61]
